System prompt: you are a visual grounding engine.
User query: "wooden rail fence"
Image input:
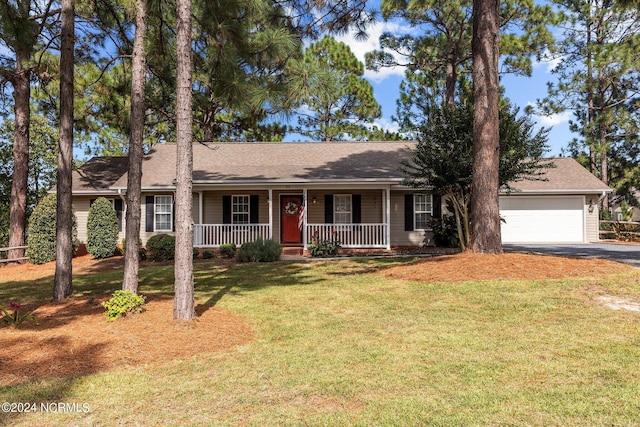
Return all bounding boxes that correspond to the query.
[0,246,28,263]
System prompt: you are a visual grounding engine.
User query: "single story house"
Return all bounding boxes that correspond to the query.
[69,142,610,250]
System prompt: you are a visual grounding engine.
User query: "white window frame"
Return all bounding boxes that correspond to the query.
[232,195,250,225]
[414,193,433,231]
[334,194,352,224]
[154,195,173,232]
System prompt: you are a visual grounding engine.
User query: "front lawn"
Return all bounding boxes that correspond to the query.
[1,254,639,426]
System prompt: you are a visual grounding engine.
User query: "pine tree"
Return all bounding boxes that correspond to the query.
[54,0,75,301]
[470,0,502,254]
[536,0,640,211]
[291,36,381,141]
[367,0,555,127]
[0,0,58,261]
[174,0,194,321]
[122,0,147,294]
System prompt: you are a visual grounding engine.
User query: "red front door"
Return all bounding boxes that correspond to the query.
[281,196,303,244]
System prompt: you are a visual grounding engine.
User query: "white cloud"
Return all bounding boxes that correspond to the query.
[335,20,415,83]
[533,110,572,127]
[370,117,400,134]
[533,49,562,73]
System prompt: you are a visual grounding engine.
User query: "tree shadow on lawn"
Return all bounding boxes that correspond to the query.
[321,256,427,277]
[195,261,324,314]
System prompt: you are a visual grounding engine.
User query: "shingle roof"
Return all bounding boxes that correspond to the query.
[507,157,611,193]
[71,142,609,194]
[69,156,129,193]
[111,142,414,188]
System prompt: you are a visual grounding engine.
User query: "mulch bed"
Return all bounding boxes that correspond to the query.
[379,251,634,282]
[1,252,635,385]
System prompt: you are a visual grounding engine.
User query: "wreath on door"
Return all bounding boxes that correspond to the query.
[284,200,299,216]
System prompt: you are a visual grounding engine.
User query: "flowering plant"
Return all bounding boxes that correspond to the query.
[308,231,341,257]
[2,302,38,329]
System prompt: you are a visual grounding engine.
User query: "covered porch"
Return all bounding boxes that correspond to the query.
[191,187,394,250]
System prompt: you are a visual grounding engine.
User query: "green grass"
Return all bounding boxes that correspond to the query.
[2,258,640,426]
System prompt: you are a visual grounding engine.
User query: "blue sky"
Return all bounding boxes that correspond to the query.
[331,19,574,157]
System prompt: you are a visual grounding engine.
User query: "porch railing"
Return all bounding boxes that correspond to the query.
[194,224,271,248]
[306,223,388,248]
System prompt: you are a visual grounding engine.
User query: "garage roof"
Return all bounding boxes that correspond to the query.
[506,157,611,194]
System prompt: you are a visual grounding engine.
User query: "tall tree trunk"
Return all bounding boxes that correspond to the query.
[444,61,457,106]
[470,0,502,254]
[586,6,597,175]
[7,50,30,262]
[122,0,147,294]
[174,0,195,320]
[54,0,75,301]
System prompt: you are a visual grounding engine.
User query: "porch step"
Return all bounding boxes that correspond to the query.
[281,247,304,256]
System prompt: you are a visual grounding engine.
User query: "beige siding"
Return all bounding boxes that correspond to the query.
[586,202,599,242]
[200,190,270,225]
[304,190,384,224]
[74,197,92,244]
[389,191,435,246]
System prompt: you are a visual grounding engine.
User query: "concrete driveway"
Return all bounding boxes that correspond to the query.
[504,243,640,267]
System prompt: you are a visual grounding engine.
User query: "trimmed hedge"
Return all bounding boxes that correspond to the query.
[87,197,119,259]
[146,234,175,261]
[219,243,237,258]
[27,194,78,264]
[237,238,282,262]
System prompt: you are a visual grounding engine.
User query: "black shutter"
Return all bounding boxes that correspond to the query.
[172,196,176,232]
[404,194,414,231]
[324,194,333,223]
[250,195,259,224]
[114,199,124,232]
[432,194,442,219]
[90,198,96,206]
[352,194,361,224]
[145,196,154,232]
[222,195,232,224]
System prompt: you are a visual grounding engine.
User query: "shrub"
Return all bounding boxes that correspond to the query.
[308,232,341,257]
[193,248,200,259]
[27,194,79,264]
[102,290,146,321]
[202,250,216,259]
[219,243,237,258]
[87,198,119,259]
[237,238,282,262]
[429,215,460,248]
[146,234,176,262]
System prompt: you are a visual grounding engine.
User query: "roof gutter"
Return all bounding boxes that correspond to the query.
[500,188,613,195]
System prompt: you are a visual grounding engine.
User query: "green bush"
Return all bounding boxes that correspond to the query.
[193,248,200,259]
[102,290,146,321]
[429,215,460,248]
[86,198,119,259]
[202,250,216,259]
[308,233,341,257]
[146,234,175,262]
[27,194,78,264]
[219,243,237,258]
[237,238,282,262]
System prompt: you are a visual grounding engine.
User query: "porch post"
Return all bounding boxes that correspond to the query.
[302,188,308,250]
[385,187,391,250]
[268,188,273,240]
[198,191,203,224]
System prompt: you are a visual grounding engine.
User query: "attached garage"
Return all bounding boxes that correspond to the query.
[498,157,611,244]
[500,196,585,243]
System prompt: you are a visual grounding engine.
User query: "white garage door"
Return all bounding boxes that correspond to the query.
[499,196,585,243]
